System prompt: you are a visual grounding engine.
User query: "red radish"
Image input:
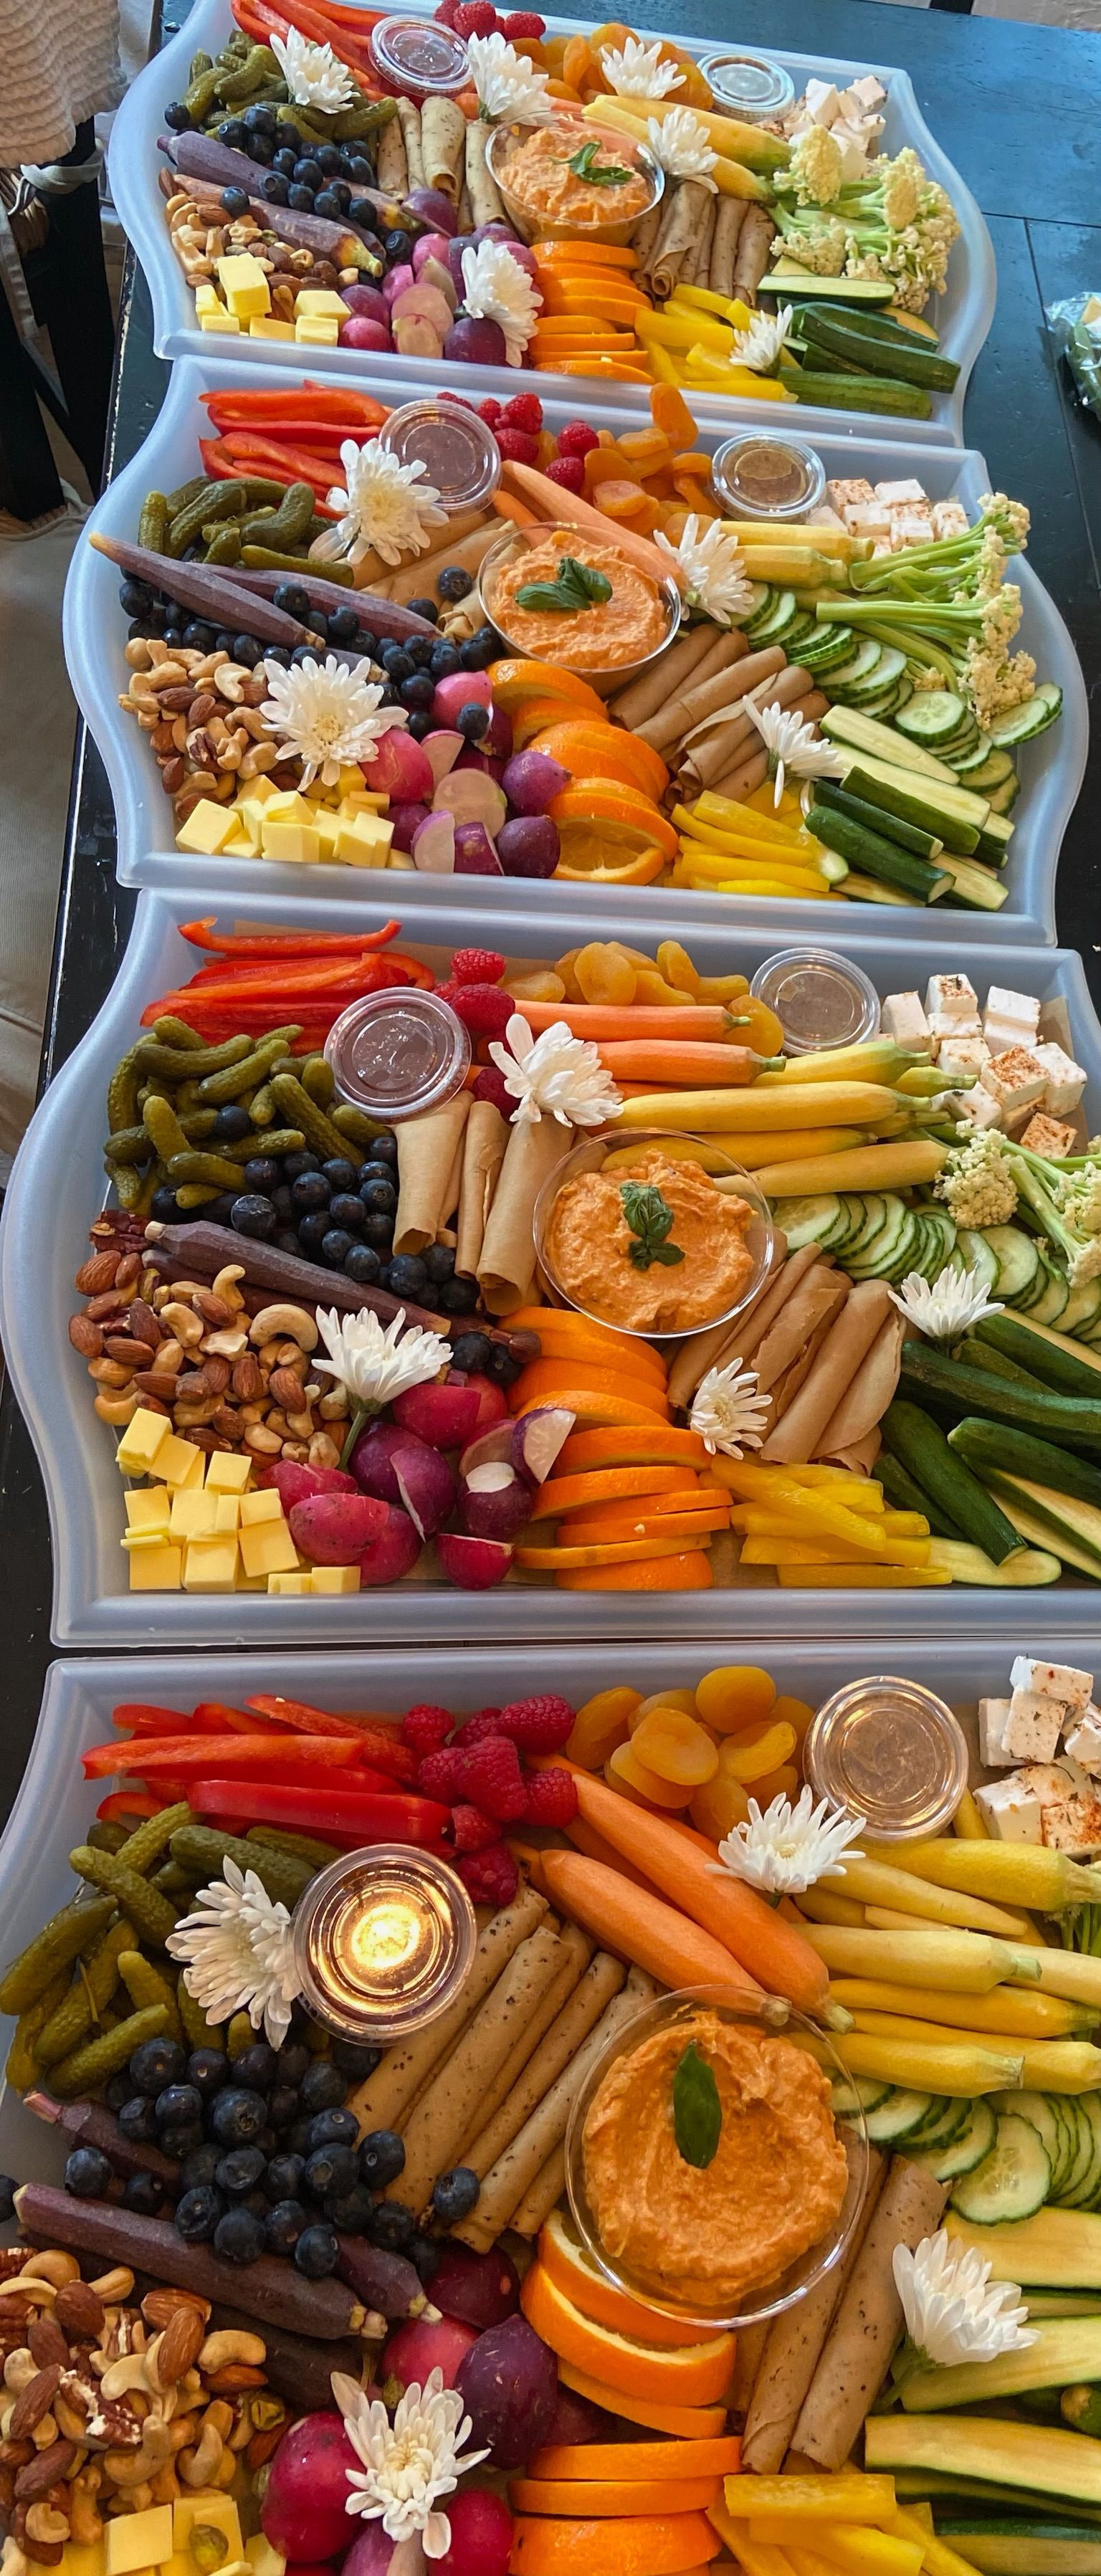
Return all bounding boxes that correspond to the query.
[285,2565,340,2576]
[454,747,505,783]
[444,315,507,368]
[391,283,453,336]
[420,253,457,312]
[458,1421,515,1478]
[405,186,459,236]
[453,821,502,877]
[411,811,455,873]
[459,1462,532,1542]
[393,315,445,358]
[259,1459,356,1507]
[482,702,513,760]
[369,730,435,804]
[350,1419,434,1504]
[430,2241,519,2330]
[433,771,507,836]
[462,1373,510,1435]
[394,1445,457,1541]
[381,262,415,305]
[421,730,464,788]
[432,670,492,726]
[437,1532,513,1589]
[261,2412,360,2561]
[445,234,473,293]
[454,2315,557,2468]
[512,1406,574,1484]
[412,231,452,273]
[391,1381,480,1447]
[501,750,569,814]
[338,315,392,353]
[382,2315,478,2400]
[357,1504,421,1585]
[543,2383,619,2445]
[290,1492,387,1565]
[435,2490,513,2576]
[340,2534,394,2576]
[388,799,429,854]
[497,815,559,879]
[341,281,388,324]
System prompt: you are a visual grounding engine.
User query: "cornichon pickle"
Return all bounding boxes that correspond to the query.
[249,1083,275,1128]
[170,1824,312,1909]
[227,2010,254,2059]
[152,1017,205,1051]
[204,523,242,567]
[330,1102,384,1145]
[118,1950,184,2041]
[163,477,207,519]
[152,1861,191,1895]
[168,480,252,557]
[176,1972,224,2051]
[247,1825,343,1868]
[300,1054,335,1109]
[138,493,170,555]
[49,2003,170,2099]
[214,1127,303,1165]
[271,1072,353,1165]
[106,1046,143,1139]
[87,1821,130,1855]
[238,482,315,553]
[168,1150,251,1188]
[189,47,213,76]
[143,1094,191,1163]
[69,1847,178,1948]
[0,1896,115,2016]
[118,1800,191,1876]
[239,545,354,583]
[175,1183,221,1209]
[197,1029,302,1105]
[105,1155,145,1212]
[135,1033,252,1079]
[218,41,278,97]
[181,65,221,119]
[34,1919,137,2069]
[4,1967,71,2091]
[105,1126,155,1168]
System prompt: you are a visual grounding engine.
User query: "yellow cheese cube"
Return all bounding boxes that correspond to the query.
[239,1517,300,1580]
[199,308,242,334]
[295,289,351,319]
[313,809,340,860]
[310,1565,361,1595]
[263,790,313,823]
[220,828,257,859]
[339,789,388,815]
[116,1409,171,1476]
[295,315,340,348]
[107,2517,174,2576]
[64,2542,106,2576]
[267,1571,313,1595]
[194,283,220,316]
[153,1436,204,1491]
[236,1569,271,1590]
[244,2541,285,2576]
[261,821,322,866]
[227,806,263,857]
[336,764,367,798]
[182,1535,239,1593]
[125,1487,171,1535]
[248,317,296,341]
[239,1488,282,1527]
[173,2501,242,2559]
[213,1492,241,1533]
[127,1545,183,1591]
[335,814,394,869]
[239,775,279,810]
[121,1528,173,1552]
[217,254,271,320]
[176,799,238,857]
[204,1451,252,1494]
[170,1488,217,1541]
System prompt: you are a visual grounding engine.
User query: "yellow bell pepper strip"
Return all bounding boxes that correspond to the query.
[712,1459,889,1551]
[776,1565,951,1587]
[889,2510,992,2576]
[670,284,753,328]
[720,2479,899,2524]
[781,2532,923,2576]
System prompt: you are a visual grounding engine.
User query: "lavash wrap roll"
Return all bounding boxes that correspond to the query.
[609,621,721,732]
[464,118,504,228]
[650,179,713,302]
[457,1923,592,2159]
[454,1964,654,2251]
[394,1092,470,1256]
[791,2155,949,2468]
[460,1948,626,2192]
[762,1277,893,1464]
[710,194,746,300]
[348,1888,545,2136]
[388,1922,568,2215]
[814,1310,906,1461]
[730,2319,771,2419]
[678,664,819,793]
[637,637,773,754]
[734,203,777,305]
[741,2134,887,2471]
[421,95,465,201]
[478,1115,572,1315]
[510,2142,568,2238]
[375,115,407,196]
[395,96,424,191]
[455,1098,508,1282]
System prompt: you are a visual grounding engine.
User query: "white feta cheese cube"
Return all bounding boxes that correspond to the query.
[880,991,932,1053]
[875,480,927,507]
[974,1775,1043,1843]
[1010,1656,1093,1714]
[1019,1112,1077,1158]
[826,478,876,515]
[931,501,970,542]
[892,509,936,545]
[846,505,892,538]
[981,1046,1047,1115]
[978,1697,1014,1766]
[1001,1691,1065,1763]
[1027,1758,1101,1858]
[1034,1040,1087,1117]
[804,79,841,124]
[938,1034,991,1083]
[986,986,1041,1039]
[945,1086,1004,1132]
[926,973,979,1026]
[852,73,887,108]
[1064,1707,1101,1776]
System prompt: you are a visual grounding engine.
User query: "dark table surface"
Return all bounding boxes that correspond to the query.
[1,0,1100,1810]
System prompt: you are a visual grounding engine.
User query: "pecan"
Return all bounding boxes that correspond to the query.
[75,1254,119,1295]
[151,2309,204,2387]
[67,1316,103,1360]
[9,2373,61,2441]
[53,2287,103,2344]
[125,1301,162,1350]
[14,2508,63,2565]
[26,2328,67,2376]
[14,2441,76,2499]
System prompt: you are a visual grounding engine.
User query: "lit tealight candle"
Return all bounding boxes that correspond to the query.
[293,1844,477,2042]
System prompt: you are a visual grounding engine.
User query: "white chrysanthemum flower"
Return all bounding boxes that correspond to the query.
[690,1358,770,1458]
[745,697,847,807]
[890,1263,1004,1341]
[332,2367,490,2560]
[259,655,407,790]
[489,1013,621,1128]
[645,107,716,184]
[461,239,541,366]
[314,1307,451,1411]
[654,515,755,627]
[732,304,793,373]
[166,1861,302,2048]
[601,34,683,95]
[712,1785,865,1897]
[467,29,554,123]
[270,25,356,111]
[312,439,447,572]
[894,2232,1036,2370]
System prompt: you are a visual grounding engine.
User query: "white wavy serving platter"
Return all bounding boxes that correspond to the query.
[108,0,994,445]
[64,354,1086,943]
[4,881,1101,1648]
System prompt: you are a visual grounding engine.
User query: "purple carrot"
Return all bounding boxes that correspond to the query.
[229,568,437,642]
[335,2236,437,2322]
[15,2183,366,2339]
[162,134,408,259]
[26,2091,181,2194]
[89,535,314,643]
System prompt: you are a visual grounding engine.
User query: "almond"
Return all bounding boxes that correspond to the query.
[115,1254,143,1292]
[52,2285,104,2342]
[126,1301,163,1350]
[74,1254,119,1296]
[27,2325,68,2375]
[68,1316,103,1360]
[153,2307,206,2388]
[140,2290,209,2331]
[9,2374,62,2443]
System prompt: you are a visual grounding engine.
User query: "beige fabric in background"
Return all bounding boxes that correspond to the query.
[0,517,80,1180]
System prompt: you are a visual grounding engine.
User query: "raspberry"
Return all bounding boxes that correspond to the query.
[457,1843,519,1907]
[472,1067,513,1115]
[452,1707,505,1748]
[434,0,463,20]
[477,397,503,427]
[556,420,599,459]
[437,981,513,1039]
[464,1737,528,1823]
[502,391,543,434]
[417,1747,467,1800]
[524,1768,579,1828]
[401,1704,453,1759]
[502,9,545,32]
[452,0,497,32]
[545,456,585,496]
[452,1803,501,1853]
[450,947,506,986]
[495,428,540,466]
[437,390,478,411]
[498,1693,576,1754]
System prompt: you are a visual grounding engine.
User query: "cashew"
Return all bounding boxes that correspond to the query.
[179,2423,223,2487]
[158,1304,205,1347]
[247,1306,318,1354]
[1,2541,30,2576]
[23,2509,68,2549]
[197,2334,265,2375]
[308,1433,340,1471]
[29,2417,57,2451]
[54,2398,90,2441]
[3,2355,35,2393]
[94,1391,141,1425]
[105,2422,173,2485]
[69,2476,103,2547]
[211,1267,245,1309]
[89,2272,134,2303]
[203,2404,234,2443]
[99,2355,152,2401]
[214,2449,237,2491]
[120,2484,154,2514]
[201,1331,249,1360]
[149,2465,181,2506]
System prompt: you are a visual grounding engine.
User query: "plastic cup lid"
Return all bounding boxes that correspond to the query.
[711,432,826,522]
[369,16,469,92]
[324,988,471,1120]
[379,399,502,515]
[751,948,881,1054]
[698,52,795,118]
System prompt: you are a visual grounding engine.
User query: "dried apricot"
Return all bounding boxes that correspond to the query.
[566,1687,640,1768]
[632,1708,718,1789]
[694,1664,776,1735]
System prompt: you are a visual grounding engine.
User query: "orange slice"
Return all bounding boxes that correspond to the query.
[554,834,665,886]
[488,662,607,720]
[531,720,669,803]
[510,2514,720,2575]
[538,2213,724,2352]
[515,1390,671,1434]
[535,242,640,269]
[550,783,680,860]
[513,1360,671,1418]
[530,2436,741,2481]
[511,2478,722,2517]
[519,1330,667,1388]
[546,361,653,382]
[521,2265,735,2405]
[556,2357,729,2438]
[556,1550,714,1590]
[558,1424,710,1474]
[516,1533,710,1570]
[561,1507,728,1545]
[507,1306,667,1373]
[527,1466,690,1522]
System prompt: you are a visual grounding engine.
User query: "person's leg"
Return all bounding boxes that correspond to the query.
[0,255,65,520]
[28,120,115,495]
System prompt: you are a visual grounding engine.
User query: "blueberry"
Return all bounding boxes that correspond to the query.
[276,1229,300,1255]
[120,579,154,616]
[277,2043,313,2086]
[320,1157,356,1192]
[456,700,490,743]
[247,131,275,163]
[385,1254,427,1301]
[307,2107,360,2153]
[262,171,290,204]
[65,2147,112,2199]
[244,101,277,133]
[406,710,433,742]
[0,2177,16,2226]
[293,156,323,189]
[130,2037,186,2096]
[164,100,193,131]
[327,606,361,645]
[122,2171,164,2215]
[257,2127,277,2159]
[292,1170,331,1211]
[217,118,247,148]
[331,2038,383,2079]
[429,641,462,679]
[287,2117,315,2159]
[278,121,302,151]
[265,2152,307,2203]
[162,626,186,652]
[313,188,343,219]
[267,2084,299,2132]
[160,2123,204,2163]
[408,2231,441,2283]
[369,1132,398,1165]
[423,1242,456,1284]
[287,184,315,213]
[284,1152,320,1182]
[344,1244,381,1284]
[211,2086,267,2148]
[361,1213,394,1251]
[267,645,293,669]
[369,2199,416,2254]
[233,632,263,668]
[295,2223,338,2279]
[216,2147,267,2199]
[439,1273,479,1314]
[437,566,473,604]
[359,2129,406,2189]
[321,1229,354,1268]
[181,2145,223,2194]
[348,155,373,183]
[186,2046,230,2097]
[176,2186,224,2243]
[265,2198,307,2256]
[297,1211,331,1254]
[490,1343,523,1385]
[118,2096,158,2144]
[460,626,500,671]
[325,2184,375,2235]
[214,2205,265,2266]
[305,2143,359,2201]
[183,621,216,652]
[381,647,414,685]
[328,1193,364,1234]
[156,2084,202,2132]
[384,228,411,260]
[234,2042,278,2093]
[150,1186,181,1223]
[231,1194,277,1240]
[400,673,434,711]
[432,2165,480,2225]
[205,1193,240,1226]
[305,609,329,640]
[300,2058,346,2114]
[406,606,440,639]
[274,580,310,618]
[272,1183,293,1221]
[273,147,298,177]
[359,1177,396,1216]
[105,2072,132,2112]
[214,1105,252,1142]
[450,1330,492,1374]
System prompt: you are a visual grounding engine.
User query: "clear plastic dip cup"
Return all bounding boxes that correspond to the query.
[325,988,471,1121]
[711,432,826,523]
[379,399,502,515]
[699,52,795,120]
[751,948,880,1055]
[368,16,468,97]
[805,1677,970,1839]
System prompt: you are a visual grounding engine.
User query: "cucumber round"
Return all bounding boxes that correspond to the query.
[950,2112,1052,2224]
[864,2087,934,2142]
[922,2097,997,2183]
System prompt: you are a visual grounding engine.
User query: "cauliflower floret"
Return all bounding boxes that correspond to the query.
[981,492,1031,552]
[961,639,1036,729]
[771,214,847,277]
[935,1129,1019,1229]
[1061,1168,1101,1238]
[788,123,844,206]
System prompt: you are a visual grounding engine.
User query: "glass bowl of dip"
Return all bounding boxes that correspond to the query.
[485,114,664,246]
[478,522,681,689]
[533,1129,777,1342]
[565,1987,869,2332]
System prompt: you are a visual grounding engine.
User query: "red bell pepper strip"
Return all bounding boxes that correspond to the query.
[191,1700,278,1733]
[82,1733,363,1778]
[198,436,340,506]
[201,386,389,429]
[231,0,383,81]
[179,920,403,957]
[96,1789,171,1821]
[189,1778,452,1841]
[247,1698,418,1778]
[110,1702,227,1735]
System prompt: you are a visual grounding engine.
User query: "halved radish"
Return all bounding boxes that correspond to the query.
[459,1461,533,1542]
[421,730,464,787]
[512,1406,575,1486]
[433,771,508,836]
[437,1532,513,1588]
[411,811,455,872]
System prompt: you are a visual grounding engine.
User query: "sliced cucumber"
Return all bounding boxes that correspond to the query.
[987,772,1021,815]
[831,2074,891,2117]
[991,2089,1063,2183]
[774,1193,843,1251]
[955,1229,1001,1297]
[985,1224,1042,1302]
[824,639,885,690]
[896,690,970,745]
[950,2112,1052,2223]
[864,2087,935,2142]
[746,588,799,644]
[988,682,1064,746]
[907,2096,969,2154]
[923,2097,998,2183]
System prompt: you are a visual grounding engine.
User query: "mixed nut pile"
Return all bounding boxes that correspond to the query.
[163,185,353,316]
[120,641,297,832]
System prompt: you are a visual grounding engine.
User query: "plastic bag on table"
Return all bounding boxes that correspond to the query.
[1047,292,1101,421]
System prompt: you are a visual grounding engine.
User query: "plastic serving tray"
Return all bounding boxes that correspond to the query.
[5,882,1101,1649]
[63,355,1086,944]
[0,1637,1076,2184]
[107,0,994,447]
